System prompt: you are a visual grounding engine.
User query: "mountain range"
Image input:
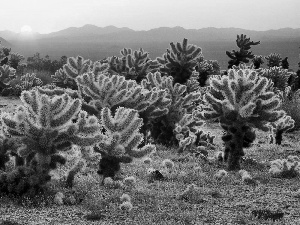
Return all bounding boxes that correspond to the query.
[1,25,300,70]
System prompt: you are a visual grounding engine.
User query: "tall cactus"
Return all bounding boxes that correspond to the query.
[1,89,103,195]
[226,34,260,69]
[94,107,155,181]
[199,64,284,170]
[157,38,202,84]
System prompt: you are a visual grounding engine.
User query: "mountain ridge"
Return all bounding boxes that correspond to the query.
[0,25,299,70]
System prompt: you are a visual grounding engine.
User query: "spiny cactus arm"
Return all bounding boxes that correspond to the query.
[77,72,144,111]
[101,107,143,136]
[141,72,168,90]
[54,111,104,147]
[90,61,109,75]
[51,68,77,89]
[36,86,79,99]
[63,56,92,79]
[140,89,171,119]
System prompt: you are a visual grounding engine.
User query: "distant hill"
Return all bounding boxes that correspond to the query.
[0,37,12,48]
[1,25,300,70]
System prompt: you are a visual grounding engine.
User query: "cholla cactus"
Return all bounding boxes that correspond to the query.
[63,55,92,80]
[77,72,171,141]
[51,68,77,90]
[269,115,294,145]
[257,66,292,92]
[108,48,160,83]
[0,89,103,195]
[252,55,264,69]
[94,107,155,181]
[12,73,43,95]
[196,58,221,87]
[174,113,209,153]
[142,72,201,146]
[9,52,25,70]
[77,72,151,113]
[0,64,16,87]
[265,53,282,68]
[199,64,285,170]
[269,157,300,178]
[157,38,202,84]
[226,34,260,68]
[90,60,109,75]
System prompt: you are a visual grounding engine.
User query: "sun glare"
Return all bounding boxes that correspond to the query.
[20,25,32,33]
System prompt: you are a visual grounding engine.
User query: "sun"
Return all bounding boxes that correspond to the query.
[20,25,32,33]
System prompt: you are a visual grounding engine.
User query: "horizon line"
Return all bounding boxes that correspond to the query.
[1,24,300,35]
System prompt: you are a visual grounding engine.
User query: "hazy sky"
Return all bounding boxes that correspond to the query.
[2,0,299,33]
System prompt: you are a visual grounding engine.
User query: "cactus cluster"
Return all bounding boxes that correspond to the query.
[142,72,201,146]
[199,64,284,170]
[157,38,202,84]
[226,34,260,69]
[108,48,160,83]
